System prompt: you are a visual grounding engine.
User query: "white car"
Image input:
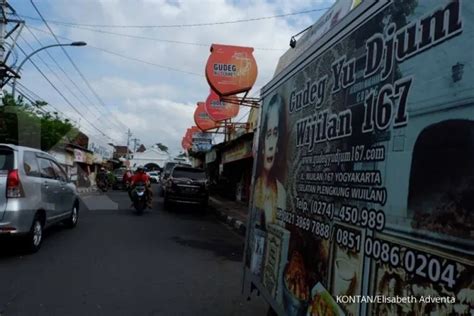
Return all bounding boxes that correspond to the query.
[146,171,160,183]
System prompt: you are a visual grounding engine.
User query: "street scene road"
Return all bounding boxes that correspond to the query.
[2,1,473,315]
[0,185,266,316]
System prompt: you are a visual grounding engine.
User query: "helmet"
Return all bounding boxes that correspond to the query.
[100,167,105,171]
[137,165,144,172]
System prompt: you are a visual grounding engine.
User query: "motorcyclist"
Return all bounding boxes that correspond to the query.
[97,167,108,189]
[122,168,133,189]
[130,166,152,208]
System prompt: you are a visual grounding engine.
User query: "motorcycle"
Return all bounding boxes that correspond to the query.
[131,182,147,214]
[97,178,108,192]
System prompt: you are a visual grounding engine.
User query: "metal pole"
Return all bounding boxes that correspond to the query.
[126,129,132,159]
[11,43,74,98]
[0,0,6,64]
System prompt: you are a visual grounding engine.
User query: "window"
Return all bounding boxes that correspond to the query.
[0,147,14,171]
[172,168,206,180]
[23,151,41,177]
[51,161,68,182]
[38,158,55,179]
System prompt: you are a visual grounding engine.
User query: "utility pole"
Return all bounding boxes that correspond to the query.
[131,137,140,153]
[0,1,24,89]
[126,129,132,159]
[0,0,7,63]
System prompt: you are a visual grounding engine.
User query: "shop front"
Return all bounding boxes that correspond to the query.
[70,147,94,187]
[220,134,253,203]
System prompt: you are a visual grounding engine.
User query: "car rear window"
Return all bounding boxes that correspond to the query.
[172,168,206,180]
[164,163,176,173]
[0,148,14,171]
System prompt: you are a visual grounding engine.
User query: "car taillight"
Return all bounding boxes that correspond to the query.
[7,169,24,198]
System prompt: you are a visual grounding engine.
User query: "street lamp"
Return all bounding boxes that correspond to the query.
[12,41,87,97]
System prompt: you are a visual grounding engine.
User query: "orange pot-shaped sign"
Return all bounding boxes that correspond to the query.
[205,89,240,122]
[194,102,220,131]
[185,126,200,143]
[205,44,258,96]
[181,137,192,150]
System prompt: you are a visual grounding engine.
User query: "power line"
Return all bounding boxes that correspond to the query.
[19,7,330,29]
[12,82,112,143]
[28,26,204,77]
[21,24,127,132]
[17,35,125,140]
[29,0,128,132]
[18,35,97,117]
[31,23,286,51]
[15,43,118,142]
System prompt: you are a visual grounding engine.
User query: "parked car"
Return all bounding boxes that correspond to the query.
[0,144,80,252]
[112,168,126,190]
[160,162,192,196]
[163,166,209,210]
[147,171,160,183]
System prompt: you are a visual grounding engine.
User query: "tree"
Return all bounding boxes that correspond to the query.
[0,91,79,151]
[156,143,168,152]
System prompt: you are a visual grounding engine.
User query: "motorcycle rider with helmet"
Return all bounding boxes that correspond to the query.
[129,165,152,208]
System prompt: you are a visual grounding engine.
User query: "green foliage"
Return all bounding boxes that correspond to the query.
[156,142,168,152]
[0,91,79,151]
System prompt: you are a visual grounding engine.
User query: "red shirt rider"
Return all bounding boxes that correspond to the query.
[131,167,149,186]
[122,170,132,183]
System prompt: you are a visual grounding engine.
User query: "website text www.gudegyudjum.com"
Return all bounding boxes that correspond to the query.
[311,145,385,167]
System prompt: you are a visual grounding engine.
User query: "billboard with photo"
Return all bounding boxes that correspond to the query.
[244,1,474,315]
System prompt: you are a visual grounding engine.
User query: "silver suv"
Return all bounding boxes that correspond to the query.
[0,144,79,252]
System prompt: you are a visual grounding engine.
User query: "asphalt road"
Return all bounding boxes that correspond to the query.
[0,184,267,316]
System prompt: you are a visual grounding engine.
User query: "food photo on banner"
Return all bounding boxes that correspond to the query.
[245,0,474,315]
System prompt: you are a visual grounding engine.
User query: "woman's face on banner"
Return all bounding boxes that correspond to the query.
[263,105,279,171]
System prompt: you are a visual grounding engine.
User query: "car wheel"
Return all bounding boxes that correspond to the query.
[26,215,43,253]
[65,204,79,228]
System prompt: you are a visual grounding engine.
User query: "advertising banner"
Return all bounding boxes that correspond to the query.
[205,89,240,122]
[182,137,192,151]
[194,102,220,131]
[88,138,114,161]
[274,0,361,77]
[245,1,474,315]
[222,139,253,164]
[205,44,258,96]
[192,131,213,153]
[73,149,85,163]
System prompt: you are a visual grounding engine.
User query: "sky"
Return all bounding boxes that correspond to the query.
[9,0,334,156]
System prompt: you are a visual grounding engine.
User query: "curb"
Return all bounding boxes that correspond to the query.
[209,203,247,236]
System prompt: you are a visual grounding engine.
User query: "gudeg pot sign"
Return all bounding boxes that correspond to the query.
[205,44,258,96]
[194,102,220,131]
[205,89,240,122]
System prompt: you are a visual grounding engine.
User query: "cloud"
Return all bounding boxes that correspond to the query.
[112,97,196,150]
[16,0,334,155]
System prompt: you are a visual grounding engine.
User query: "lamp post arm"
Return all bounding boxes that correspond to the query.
[16,44,70,73]
[12,43,70,98]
